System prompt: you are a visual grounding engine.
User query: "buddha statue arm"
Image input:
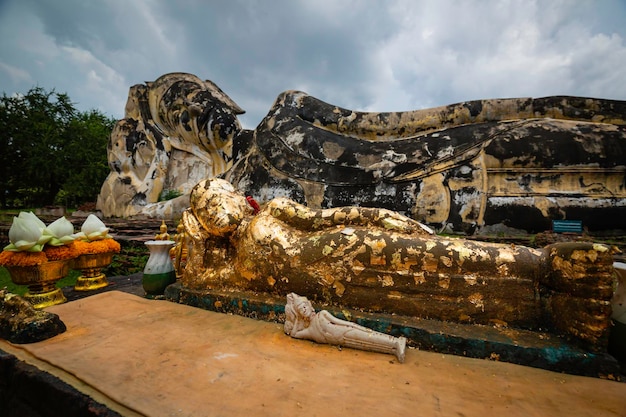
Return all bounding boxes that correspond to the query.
[265,198,431,235]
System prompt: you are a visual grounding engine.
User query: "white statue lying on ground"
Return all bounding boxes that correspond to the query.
[284,293,407,363]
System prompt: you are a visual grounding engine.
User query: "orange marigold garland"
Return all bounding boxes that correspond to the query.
[0,241,89,266]
[73,239,121,255]
[43,242,81,261]
[0,250,48,267]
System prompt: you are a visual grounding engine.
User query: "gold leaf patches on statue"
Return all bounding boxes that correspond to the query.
[440,256,453,268]
[413,272,426,285]
[381,275,394,287]
[422,253,439,273]
[364,236,387,266]
[468,293,485,312]
[438,275,451,289]
[333,280,346,296]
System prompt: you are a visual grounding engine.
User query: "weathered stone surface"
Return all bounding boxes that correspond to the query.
[0,290,66,344]
[226,92,626,234]
[97,73,626,235]
[97,73,243,218]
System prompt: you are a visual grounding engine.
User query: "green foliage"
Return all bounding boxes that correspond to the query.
[57,110,116,207]
[0,87,115,209]
[158,189,183,202]
[103,241,149,276]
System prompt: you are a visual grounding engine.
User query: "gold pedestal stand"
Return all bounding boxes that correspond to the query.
[6,260,69,309]
[73,252,114,291]
[23,288,68,309]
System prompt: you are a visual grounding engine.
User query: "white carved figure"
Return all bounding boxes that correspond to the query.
[284,293,407,363]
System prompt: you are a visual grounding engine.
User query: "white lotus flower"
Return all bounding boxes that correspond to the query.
[45,216,76,246]
[4,212,51,252]
[73,214,111,241]
[19,211,46,231]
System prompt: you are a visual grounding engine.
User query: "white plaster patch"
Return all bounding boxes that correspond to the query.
[496,248,516,264]
[213,352,239,360]
[374,182,397,196]
[459,165,472,175]
[436,145,454,159]
[284,130,305,148]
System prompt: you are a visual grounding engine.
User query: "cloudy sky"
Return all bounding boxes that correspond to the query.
[1,0,626,129]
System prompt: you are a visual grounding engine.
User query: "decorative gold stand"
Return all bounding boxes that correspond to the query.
[23,288,68,310]
[73,252,114,291]
[6,260,69,309]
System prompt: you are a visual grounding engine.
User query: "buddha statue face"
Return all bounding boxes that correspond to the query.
[287,293,315,319]
[284,293,315,336]
[190,178,252,237]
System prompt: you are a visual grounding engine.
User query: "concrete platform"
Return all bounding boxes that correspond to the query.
[1,291,625,416]
[166,283,622,378]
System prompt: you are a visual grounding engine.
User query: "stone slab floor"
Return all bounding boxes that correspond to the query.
[1,291,624,417]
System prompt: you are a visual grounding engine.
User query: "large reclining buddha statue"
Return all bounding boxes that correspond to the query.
[181,178,617,351]
[97,72,626,234]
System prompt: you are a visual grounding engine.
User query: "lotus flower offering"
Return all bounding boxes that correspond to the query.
[0,212,78,309]
[71,214,121,291]
[0,212,122,305]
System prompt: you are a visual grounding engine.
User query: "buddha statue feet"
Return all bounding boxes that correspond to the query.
[540,242,616,349]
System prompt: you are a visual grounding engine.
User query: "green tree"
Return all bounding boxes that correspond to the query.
[0,87,114,209]
[57,110,116,207]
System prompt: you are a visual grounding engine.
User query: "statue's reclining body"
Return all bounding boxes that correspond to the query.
[181,179,617,351]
